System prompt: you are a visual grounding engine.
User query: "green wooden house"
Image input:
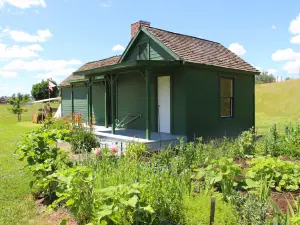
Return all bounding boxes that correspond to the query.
[59,21,258,147]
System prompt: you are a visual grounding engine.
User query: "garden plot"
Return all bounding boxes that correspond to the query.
[15,117,300,225]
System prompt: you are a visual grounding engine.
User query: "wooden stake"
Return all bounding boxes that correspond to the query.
[210,196,216,225]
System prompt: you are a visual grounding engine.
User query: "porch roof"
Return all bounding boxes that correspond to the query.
[73,60,183,76]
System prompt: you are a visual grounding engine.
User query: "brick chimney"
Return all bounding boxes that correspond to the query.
[131,20,150,39]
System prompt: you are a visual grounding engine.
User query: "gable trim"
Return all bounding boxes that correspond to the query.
[119,27,182,62]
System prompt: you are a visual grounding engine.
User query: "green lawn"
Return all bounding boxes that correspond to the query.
[255,79,300,134]
[0,116,41,224]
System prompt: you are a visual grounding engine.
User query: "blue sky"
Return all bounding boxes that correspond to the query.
[0,0,300,96]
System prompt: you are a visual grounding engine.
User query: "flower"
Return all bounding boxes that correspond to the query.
[111,143,118,154]
[94,147,101,156]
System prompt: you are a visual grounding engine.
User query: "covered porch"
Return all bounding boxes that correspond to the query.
[71,60,187,150]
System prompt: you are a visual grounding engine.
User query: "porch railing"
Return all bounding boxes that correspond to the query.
[116,113,142,129]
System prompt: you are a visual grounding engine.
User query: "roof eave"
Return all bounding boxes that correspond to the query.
[183,61,260,75]
[73,60,183,76]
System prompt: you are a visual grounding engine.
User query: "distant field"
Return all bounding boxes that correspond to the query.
[255,79,300,134]
[0,102,60,121]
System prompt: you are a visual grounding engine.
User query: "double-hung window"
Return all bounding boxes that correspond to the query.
[220,77,234,118]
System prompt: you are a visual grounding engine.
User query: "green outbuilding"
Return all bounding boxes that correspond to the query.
[59,21,259,142]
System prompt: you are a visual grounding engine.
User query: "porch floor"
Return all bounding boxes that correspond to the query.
[91,125,187,151]
[93,125,186,142]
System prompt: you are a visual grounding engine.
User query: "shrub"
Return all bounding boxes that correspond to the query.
[70,128,97,153]
[183,192,238,225]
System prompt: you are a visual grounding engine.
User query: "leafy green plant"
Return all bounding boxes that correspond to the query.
[16,126,72,198]
[90,183,154,225]
[238,127,256,155]
[52,166,94,224]
[245,156,300,191]
[70,128,97,153]
[192,157,243,200]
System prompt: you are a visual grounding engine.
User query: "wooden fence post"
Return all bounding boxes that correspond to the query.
[210,196,216,225]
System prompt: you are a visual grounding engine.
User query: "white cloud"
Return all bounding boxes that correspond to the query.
[35,68,77,79]
[0,0,4,8]
[272,25,276,30]
[0,70,18,77]
[2,59,82,71]
[112,44,125,51]
[290,35,300,44]
[254,66,261,71]
[3,29,53,43]
[272,48,300,61]
[0,43,43,59]
[289,13,300,34]
[100,1,112,7]
[282,60,300,74]
[267,68,278,75]
[228,43,246,56]
[253,66,277,75]
[2,0,46,9]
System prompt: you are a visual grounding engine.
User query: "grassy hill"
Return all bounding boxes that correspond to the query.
[256,79,300,134]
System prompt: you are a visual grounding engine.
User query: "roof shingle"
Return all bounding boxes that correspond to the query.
[59,55,121,86]
[60,26,258,87]
[76,55,121,73]
[59,74,82,87]
[146,27,258,73]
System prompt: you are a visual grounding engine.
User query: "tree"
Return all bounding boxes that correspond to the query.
[8,93,30,122]
[286,77,291,81]
[31,80,59,100]
[255,71,276,84]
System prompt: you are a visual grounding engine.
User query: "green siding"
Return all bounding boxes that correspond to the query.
[61,87,72,117]
[73,86,88,121]
[92,83,105,125]
[123,31,174,62]
[171,70,187,135]
[184,67,254,140]
[116,72,157,131]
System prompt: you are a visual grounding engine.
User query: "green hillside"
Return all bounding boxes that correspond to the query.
[256,79,300,134]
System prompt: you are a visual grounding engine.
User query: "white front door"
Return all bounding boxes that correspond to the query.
[157,76,171,133]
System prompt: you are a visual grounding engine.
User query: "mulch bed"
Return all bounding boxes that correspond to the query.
[36,197,78,225]
[271,191,300,213]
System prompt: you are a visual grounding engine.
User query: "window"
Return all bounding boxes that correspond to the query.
[138,43,148,60]
[220,77,234,117]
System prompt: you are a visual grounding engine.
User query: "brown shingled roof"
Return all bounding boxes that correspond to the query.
[146,27,258,73]
[76,55,121,73]
[59,74,82,87]
[59,55,121,86]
